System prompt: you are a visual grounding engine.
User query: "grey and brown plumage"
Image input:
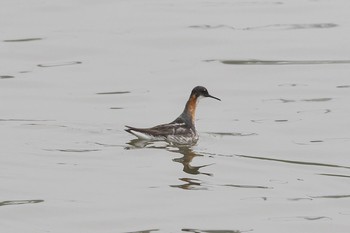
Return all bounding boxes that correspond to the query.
[125,86,220,145]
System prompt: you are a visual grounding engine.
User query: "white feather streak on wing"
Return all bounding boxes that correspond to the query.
[167,122,186,127]
[129,129,164,140]
[128,130,151,139]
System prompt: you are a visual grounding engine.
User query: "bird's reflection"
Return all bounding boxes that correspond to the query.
[126,139,213,177]
[170,177,210,190]
[170,146,213,176]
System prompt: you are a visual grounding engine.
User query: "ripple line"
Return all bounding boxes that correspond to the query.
[206,59,350,65]
[235,154,350,170]
[0,199,44,207]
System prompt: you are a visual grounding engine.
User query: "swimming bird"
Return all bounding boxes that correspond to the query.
[125,86,220,145]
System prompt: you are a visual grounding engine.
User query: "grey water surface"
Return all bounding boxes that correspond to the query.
[1,0,350,233]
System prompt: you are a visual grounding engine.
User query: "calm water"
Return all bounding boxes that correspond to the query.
[1,0,350,232]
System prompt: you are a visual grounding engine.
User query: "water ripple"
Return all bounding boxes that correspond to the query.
[206,59,350,65]
[96,91,130,95]
[0,199,44,207]
[125,229,159,233]
[310,194,350,199]
[235,154,350,170]
[3,38,43,42]
[0,75,15,79]
[318,173,350,178]
[44,149,101,153]
[337,85,350,88]
[268,216,331,221]
[182,229,246,233]
[264,98,332,103]
[37,61,82,68]
[0,118,54,122]
[190,23,337,31]
[223,184,272,189]
[206,132,257,137]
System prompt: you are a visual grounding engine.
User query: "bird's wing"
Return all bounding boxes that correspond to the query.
[125,122,191,139]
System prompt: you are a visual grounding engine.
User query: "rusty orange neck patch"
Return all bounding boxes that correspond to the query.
[185,95,198,124]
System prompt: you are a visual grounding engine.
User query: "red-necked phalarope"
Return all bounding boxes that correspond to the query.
[125,86,221,145]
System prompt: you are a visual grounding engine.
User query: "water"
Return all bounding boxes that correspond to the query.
[1,0,350,232]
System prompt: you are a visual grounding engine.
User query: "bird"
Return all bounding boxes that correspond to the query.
[125,86,221,145]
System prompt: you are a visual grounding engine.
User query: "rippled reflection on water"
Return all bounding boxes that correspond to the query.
[126,139,213,177]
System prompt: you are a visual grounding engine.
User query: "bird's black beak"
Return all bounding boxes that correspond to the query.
[207,94,221,101]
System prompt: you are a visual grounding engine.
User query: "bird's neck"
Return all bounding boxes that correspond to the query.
[182,95,198,125]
